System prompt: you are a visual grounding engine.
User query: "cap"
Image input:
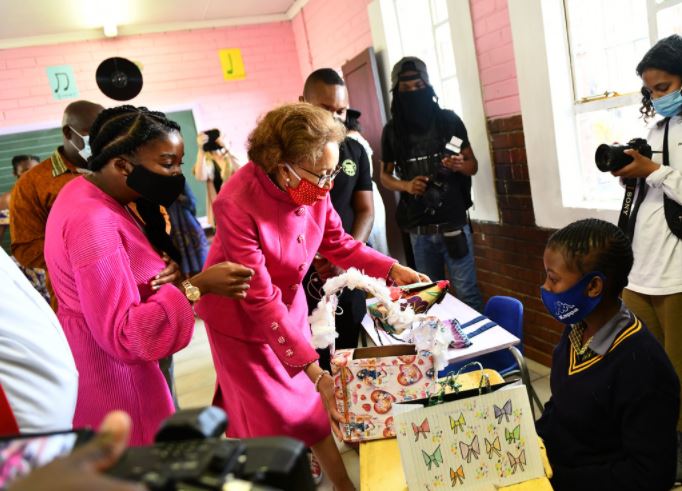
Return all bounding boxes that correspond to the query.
[391,56,430,88]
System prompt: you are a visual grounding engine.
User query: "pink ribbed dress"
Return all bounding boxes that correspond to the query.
[44,177,195,445]
[195,162,396,447]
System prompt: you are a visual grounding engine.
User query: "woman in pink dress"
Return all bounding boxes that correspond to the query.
[195,103,426,489]
[44,106,254,445]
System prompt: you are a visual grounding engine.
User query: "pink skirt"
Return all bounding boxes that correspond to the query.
[206,327,330,447]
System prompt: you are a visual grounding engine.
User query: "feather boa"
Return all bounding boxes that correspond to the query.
[308,268,454,370]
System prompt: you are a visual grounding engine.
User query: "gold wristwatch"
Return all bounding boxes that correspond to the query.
[182,279,201,302]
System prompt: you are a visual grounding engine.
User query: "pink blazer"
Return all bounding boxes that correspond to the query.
[44,177,194,445]
[196,162,396,375]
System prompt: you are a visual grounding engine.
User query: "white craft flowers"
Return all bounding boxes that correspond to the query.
[308,268,454,371]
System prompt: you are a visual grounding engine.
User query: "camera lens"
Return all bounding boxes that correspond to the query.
[595,144,616,172]
[594,144,633,172]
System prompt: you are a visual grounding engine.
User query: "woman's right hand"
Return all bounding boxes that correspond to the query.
[191,262,254,299]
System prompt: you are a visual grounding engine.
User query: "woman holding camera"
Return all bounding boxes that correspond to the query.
[44,106,254,446]
[613,34,682,473]
[195,103,426,490]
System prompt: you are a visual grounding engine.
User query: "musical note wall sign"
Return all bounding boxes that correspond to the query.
[46,65,79,100]
[218,48,246,81]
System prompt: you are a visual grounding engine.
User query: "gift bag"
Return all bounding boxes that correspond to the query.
[393,367,544,490]
[369,281,449,334]
[331,344,436,443]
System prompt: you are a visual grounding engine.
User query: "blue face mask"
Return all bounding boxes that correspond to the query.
[652,88,682,117]
[540,272,605,325]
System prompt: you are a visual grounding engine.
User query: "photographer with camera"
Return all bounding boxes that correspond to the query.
[193,130,239,228]
[604,34,682,478]
[380,57,484,312]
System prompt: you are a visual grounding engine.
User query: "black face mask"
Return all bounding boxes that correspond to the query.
[398,88,436,131]
[126,162,185,208]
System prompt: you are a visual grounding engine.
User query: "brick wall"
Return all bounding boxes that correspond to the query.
[291,0,373,79]
[463,0,562,366]
[469,0,519,118]
[0,23,304,159]
[471,115,561,367]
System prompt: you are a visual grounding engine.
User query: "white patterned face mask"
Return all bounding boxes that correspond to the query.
[68,126,92,161]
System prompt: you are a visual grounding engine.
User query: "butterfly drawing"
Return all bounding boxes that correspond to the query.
[485,436,501,459]
[493,399,512,424]
[412,418,430,441]
[458,435,480,463]
[449,413,466,434]
[505,424,520,444]
[450,465,465,486]
[422,445,443,470]
[508,449,526,474]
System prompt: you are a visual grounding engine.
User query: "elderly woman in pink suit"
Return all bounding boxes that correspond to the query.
[195,103,426,490]
[44,106,253,445]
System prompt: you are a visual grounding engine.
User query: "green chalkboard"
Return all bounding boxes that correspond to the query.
[0,109,206,253]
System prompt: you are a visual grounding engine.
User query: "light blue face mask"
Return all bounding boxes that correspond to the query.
[652,88,682,117]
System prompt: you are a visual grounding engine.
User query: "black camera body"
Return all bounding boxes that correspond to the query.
[595,138,653,172]
[107,407,314,491]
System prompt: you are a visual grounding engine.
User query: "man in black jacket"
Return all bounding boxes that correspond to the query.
[380,57,483,312]
[300,68,375,368]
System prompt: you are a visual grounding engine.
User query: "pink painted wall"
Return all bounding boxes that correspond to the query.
[291,0,373,82]
[470,0,520,118]
[0,23,303,158]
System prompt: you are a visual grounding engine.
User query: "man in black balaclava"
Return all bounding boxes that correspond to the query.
[380,57,484,312]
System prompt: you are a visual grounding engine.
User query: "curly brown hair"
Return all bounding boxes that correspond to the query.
[247,103,346,173]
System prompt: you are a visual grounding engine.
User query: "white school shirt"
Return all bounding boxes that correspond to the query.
[628,115,682,295]
[0,248,78,432]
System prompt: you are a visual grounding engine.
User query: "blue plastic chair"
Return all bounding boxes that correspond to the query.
[477,296,524,376]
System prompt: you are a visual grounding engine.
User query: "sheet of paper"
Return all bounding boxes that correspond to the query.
[394,385,543,490]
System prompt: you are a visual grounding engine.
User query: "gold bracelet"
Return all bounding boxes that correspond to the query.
[314,370,330,392]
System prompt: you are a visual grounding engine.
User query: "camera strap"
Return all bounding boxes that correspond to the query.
[618,178,647,240]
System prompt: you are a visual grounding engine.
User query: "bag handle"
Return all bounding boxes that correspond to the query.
[427,361,490,407]
[309,268,419,351]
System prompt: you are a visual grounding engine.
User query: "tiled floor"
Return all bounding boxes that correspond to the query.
[173,320,554,490]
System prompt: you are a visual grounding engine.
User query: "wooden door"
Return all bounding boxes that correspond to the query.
[342,48,408,264]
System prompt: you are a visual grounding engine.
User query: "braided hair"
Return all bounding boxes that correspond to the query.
[636,34,682,121]
[88,105,180,171]
[547,219,633,298]
[87,105,182,263]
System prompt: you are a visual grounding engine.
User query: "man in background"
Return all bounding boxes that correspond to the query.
[380,57,484,312]
[0,155,41,242]
[10,100,104,308]
[301,69,375,367]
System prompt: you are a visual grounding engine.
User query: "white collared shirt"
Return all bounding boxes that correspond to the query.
[0,248,78,432]
[629,115,682,295]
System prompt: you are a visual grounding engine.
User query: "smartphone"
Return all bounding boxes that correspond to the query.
[202,129,222,152]
[0,429,93,489]
[444,135,463,156]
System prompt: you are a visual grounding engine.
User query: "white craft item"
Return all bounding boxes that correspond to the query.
[308,268,454,371]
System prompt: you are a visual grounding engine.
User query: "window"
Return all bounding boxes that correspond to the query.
[390,0,463,115]
[508,0,682,227]
[563,0,682,207]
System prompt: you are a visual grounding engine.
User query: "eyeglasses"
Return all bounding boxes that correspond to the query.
[286,163,342,188]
